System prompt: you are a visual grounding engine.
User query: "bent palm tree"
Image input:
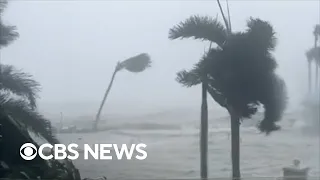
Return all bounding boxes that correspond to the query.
[169,16,287,180]
[93,53,151,130]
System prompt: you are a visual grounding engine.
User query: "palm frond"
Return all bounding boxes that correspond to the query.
[176,69,201,87]
[0,64,40,109]
[0,0,7,14]
[176,48,216,87]
[0,0,19,48]
[246,17,277,52]
[258,74,288,134]
[0,23,19,49]
[169,15,227,47]
[0,94,59,144]
[119,53,151,73]
[172,15,287,134]
[207,83,227,108]
[306,46,320,63]
[176,58,205,87]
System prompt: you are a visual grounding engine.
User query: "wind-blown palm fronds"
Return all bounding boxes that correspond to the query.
[0,93,58,144]
[0,0,19,49]
[0,0,7,14]
[0,1,80,179]
[245,17,277,52]
[0,64,40,109]
[170,15,287,179]
[119,53,151,72]
[172,16,287,133]
[93,53,152,130]
[0,22,19,49]
[258,74,287,133]
[0,65,58,144]
[0,0,57,145]
[306,46,320,65]
[169,15,227,47]
[176,58,204,87]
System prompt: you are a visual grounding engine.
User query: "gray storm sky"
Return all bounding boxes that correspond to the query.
[1,1,319,117]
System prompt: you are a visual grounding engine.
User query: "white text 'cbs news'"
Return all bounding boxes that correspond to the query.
[20,143,147,161]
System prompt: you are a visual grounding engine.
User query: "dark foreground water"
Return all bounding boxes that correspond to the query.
[56,110,319,180]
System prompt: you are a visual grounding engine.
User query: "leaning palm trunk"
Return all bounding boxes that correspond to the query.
[93,53,151,131]
[93,66,118,131]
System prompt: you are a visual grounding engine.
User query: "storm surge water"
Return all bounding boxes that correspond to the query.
[58,109,319,179]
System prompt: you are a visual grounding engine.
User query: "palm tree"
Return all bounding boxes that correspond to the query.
[0,65,59,144]
[306,48,320,91]
[306,24,320,93]
[169,15,287,179]
[313,24,320,92]
[93,53,151,130]
[0,1,83,179]
[0,0,57,144]
[314,24,320,92]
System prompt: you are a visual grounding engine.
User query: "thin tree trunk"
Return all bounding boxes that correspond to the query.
[93,67,118,131]
[315,65,318,92]
[200,77,208,179]
[230,108,240,180]
[315,35,318,93]
[308,60,312,94]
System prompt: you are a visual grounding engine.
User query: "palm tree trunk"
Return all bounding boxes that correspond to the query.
[315,65,318,92]
[308,60,312,94]
[315,36,318,93]
[93,67,118,131]
[230,108,240,180]
[200,77,208,179]
[218,1,237,178]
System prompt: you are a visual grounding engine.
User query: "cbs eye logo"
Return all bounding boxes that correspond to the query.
[20,143,37,160]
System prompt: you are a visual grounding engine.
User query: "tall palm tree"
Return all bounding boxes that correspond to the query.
[306,47,320,91]
[170,1,231,178]
[306,24,320,93]
[313,24,319,92]
[169,16,287,180]
[93,53,151,130]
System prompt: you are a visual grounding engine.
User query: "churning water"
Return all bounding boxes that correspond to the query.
[57,109,319,180]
